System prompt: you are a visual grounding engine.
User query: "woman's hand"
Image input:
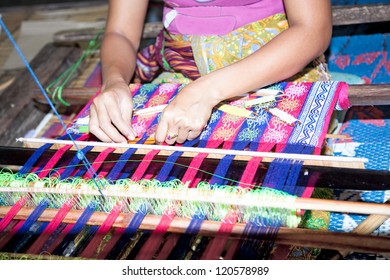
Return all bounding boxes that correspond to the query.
[154,82,220,145]
[89,80,137,143]
[89,0,148,143]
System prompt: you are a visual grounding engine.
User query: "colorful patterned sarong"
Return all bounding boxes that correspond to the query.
[135,13,330,84]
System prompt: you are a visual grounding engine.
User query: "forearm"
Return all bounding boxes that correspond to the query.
[100,32,138,89]
[199,25,330,103]
[100,0,149,90]
[195,0,332,105]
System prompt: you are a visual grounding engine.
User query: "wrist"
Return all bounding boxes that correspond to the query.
[195,76,226,106]
[102,75,128,91]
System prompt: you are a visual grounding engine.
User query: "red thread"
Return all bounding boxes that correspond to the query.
[155,233,180,260]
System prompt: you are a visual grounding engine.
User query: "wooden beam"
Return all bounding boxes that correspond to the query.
[348,84,390,106]
[52,4,390,45]
[32,84,390,107]
[332,4,390,26]
[1,206,389,254]
[1,146,389,191]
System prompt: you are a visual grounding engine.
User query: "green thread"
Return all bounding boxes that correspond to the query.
[0,170,301,227]
[45,29,103,106]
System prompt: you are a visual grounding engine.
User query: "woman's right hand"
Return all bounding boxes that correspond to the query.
[89,80,137,143]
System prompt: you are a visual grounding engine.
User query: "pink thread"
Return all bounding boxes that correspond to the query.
[239,143,275,188]
[80,203,123,258]
[135,208,177,260]
[181,140,222,186]
[83,147,116,179]
[130,149,160,181]
[200,212,238,260]
[0,220,24,249]
[336,82,351,110]
[96,227,126,259]
[0,196,27,232]
[181,152,208,185]
[223,239,240,260]
[239,157,263,188]
[155,233,180,260]
[37,145,73,178]
[46,223,74,253]
[26,199,75,254]
[300,171,320,199]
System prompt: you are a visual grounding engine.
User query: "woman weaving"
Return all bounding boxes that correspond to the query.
[89,0,332,144]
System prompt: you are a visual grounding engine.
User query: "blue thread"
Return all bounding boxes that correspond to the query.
[210,107,270,185]
[76,150,85,160]
[19,143,53,175]
[236,220,279,260]
[13,222,48,253]
[1,200,48,252]
[52,202,97,255]
[106,209,146,259]
[155,139,198,182]
[60,145,94,180]
[0,18,105,196]
[168,213,205,259]
[106,148,137,180]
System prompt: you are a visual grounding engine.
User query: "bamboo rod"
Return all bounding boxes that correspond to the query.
[17,137,368,165]
[0,206,389,254]
[336,200,390,258]
[1,184,389,216]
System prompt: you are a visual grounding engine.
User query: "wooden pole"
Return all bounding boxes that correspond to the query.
[0,206,389,254]
[32,84,390,107]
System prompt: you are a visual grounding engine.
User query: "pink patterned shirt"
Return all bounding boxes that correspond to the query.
[163,0,285,35]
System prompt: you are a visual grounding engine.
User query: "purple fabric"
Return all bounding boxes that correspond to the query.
[163,0,285,35]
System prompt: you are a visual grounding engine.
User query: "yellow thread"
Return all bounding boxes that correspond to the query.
[217,104,255,119]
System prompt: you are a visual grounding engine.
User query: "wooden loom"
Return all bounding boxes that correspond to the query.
[1,80,390,260]
[0,3,390,260]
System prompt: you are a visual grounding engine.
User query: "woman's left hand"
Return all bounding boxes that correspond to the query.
[154,82,220,145]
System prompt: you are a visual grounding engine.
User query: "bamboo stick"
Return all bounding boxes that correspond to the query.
[336,200,390,258]
[1,184,389,216]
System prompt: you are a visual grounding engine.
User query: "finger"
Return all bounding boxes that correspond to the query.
[187,129,202,141]
[165,128,180,145]
[104,97,134,140]
[176,128,189,144]
[95,102,128,143]
[155,118,169,144]
[89,104,113,142]
[120,93,138,140]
